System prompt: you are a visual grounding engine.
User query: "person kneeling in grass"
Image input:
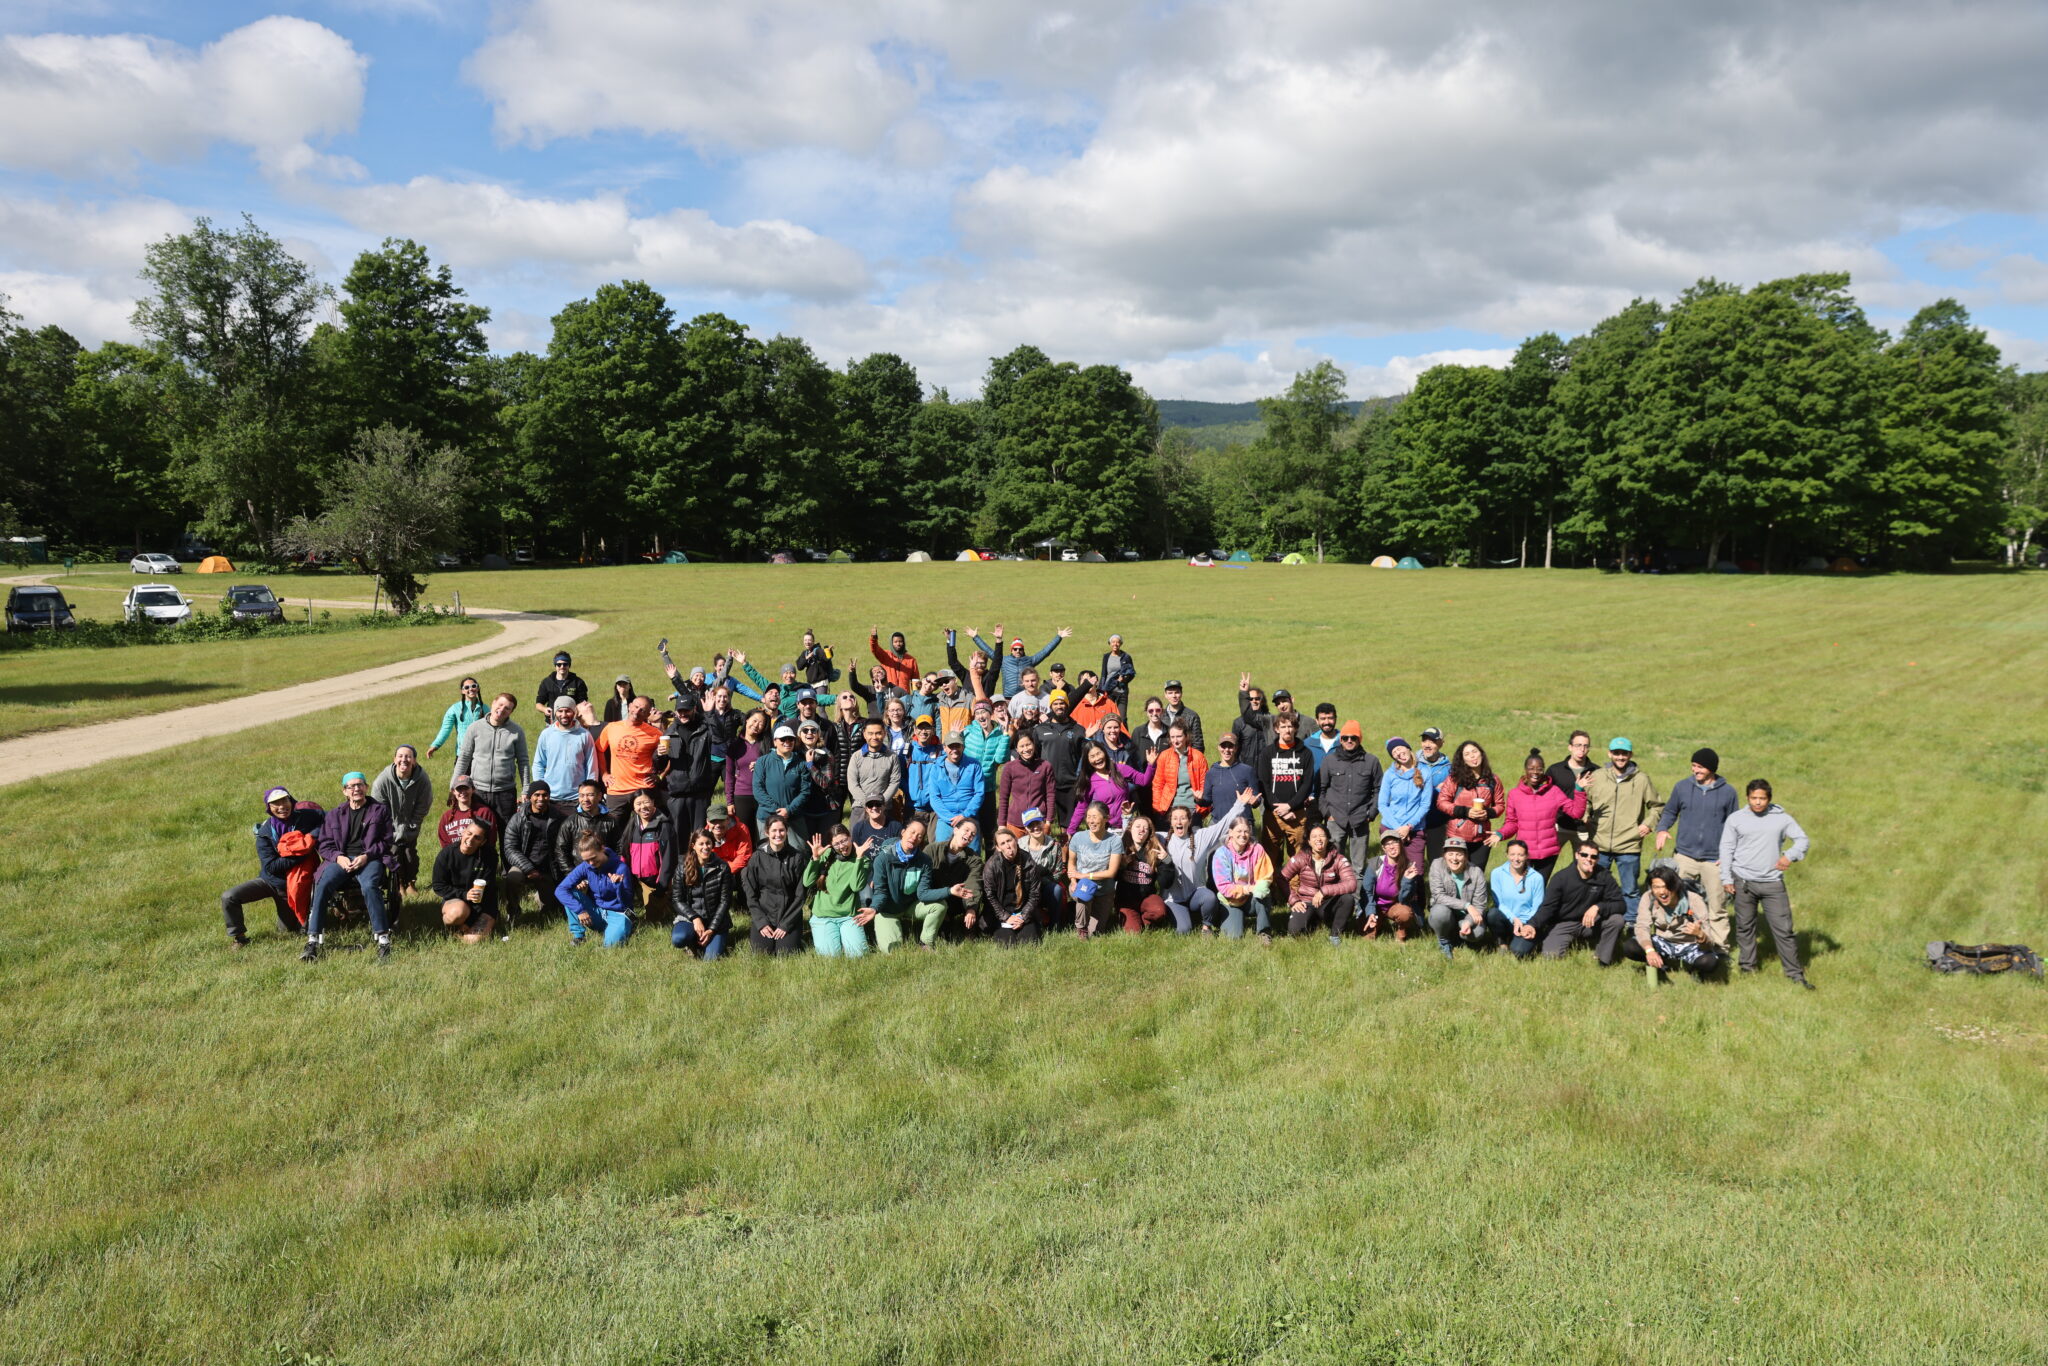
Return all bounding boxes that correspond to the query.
[1066,802,1124,939]
[860,818,954,953]
[1281,823,1359,944]
[1485,838,1545,958]
[744,815,810,957]
[980,825,1043,945]
[1359,832,1422,941]
[1426,836,1492,959]
[1624,864,1727,979]
[555,831,635,947]
[1209,815,1275,943]
[432,818,500,943]
[672,828,733,960]
[805,826,873,957]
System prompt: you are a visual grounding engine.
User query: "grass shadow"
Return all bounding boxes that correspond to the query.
[0,680,218,706]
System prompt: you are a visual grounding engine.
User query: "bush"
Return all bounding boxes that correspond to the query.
[0,608,469,652]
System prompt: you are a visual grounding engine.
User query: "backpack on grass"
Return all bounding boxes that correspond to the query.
[1926,942,2043,977]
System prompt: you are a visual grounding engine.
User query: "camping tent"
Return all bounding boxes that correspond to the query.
[1828,556,1861,573]
[481,553,510,570]
[661,550,690,564]
[769,551,795,564]
[905,551,932,562]
[1370,555,1397,569]
[1227,550,1253,563]
[197,555,235,573]
[1396,556,1425,569]
[1080,550,1107,563]
[955,549,981,561]
[1188,553,1215,568]
[1281,552,1306,565]
[1799,556,1828,572]
[826,550,853,563]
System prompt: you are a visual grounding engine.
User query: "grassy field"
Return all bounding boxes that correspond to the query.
[0,571,493,740]
[2,562,2044,1365]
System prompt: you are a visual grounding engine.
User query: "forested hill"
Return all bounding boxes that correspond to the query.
[1158,396,1396,449]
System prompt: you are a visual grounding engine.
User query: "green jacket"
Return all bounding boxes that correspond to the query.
[1584,761,1664,854]
[805,850,873,919]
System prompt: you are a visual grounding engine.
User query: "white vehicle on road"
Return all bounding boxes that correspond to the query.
[124,583,192,625]
[130,553,181,574]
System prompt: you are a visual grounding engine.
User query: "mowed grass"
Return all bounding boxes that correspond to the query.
[2,563,2046,1365]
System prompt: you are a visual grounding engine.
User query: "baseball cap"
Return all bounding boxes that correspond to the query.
[1608,737,1633,752]
[450,773,473,789]
[1339,720,1362,738]
[262,785,291,804]
[707,802,729,821]
[1443,836,1469,850]
[945,727,966,745]
[614,673,631,685]
[1163,678,1183,689]
[1420,726,1444,742]
[914,715,935,730]
[1272,688,1292,703]
[674,691,701,712]
[1378,832,1402,847]
[863,796,886,809]
[773,724,797,740]
[1020,807,1046,826]
[796,687,816,701]
[1048,661,1067,673]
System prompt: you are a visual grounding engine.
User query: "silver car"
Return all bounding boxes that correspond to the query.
[124,583,191,625]
[130,553,181,574]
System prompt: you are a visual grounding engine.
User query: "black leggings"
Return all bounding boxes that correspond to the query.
[732,795,759,832]
[222,879,294,939]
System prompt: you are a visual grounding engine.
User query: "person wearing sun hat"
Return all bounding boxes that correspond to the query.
[1582,736,1664,907]
[304,770,395,962]
[220,784,324,947]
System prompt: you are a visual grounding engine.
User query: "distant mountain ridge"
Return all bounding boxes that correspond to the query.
[1155,396,1396,449]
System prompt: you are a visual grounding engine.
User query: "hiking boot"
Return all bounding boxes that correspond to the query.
[299,941,319,963]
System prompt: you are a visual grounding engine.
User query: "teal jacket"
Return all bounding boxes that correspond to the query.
[865,840,951,915]
[431,696,486,751]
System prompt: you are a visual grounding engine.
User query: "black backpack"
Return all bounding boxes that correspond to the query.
[1926,942,2043,977]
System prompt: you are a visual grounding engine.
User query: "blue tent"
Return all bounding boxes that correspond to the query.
[1396,556,1425,569]
[662,550,690,564]
[1227,550,1253,563]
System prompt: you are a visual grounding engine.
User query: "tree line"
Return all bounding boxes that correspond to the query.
[1,215,2042,570]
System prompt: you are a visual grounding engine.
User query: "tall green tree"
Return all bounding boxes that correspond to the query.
[1364,364,1502,563]
[900,390,981,556]
[329,237,493,449]
[728,334,840,557]
[133,215,331,553]
[1997,370,2048,566]
[1550,298,1665,561]
[833,352,923,554]
[277,425,464,612]
[1253,360,1355,560]
[1874,299,2004,567]
[1496,333,1569,565]
[977,356,1158,552]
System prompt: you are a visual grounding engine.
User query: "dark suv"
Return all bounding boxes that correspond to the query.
[5,585,78,632]
[225,583,285,624]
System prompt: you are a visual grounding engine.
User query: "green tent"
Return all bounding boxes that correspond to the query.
[661,550,690,564]
[1281,552,1306,565]
[1396,556,1425,570]
[827,550,853,563]
[1227,550,1253,563]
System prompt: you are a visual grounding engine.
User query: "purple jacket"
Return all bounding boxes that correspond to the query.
[317,798,393,866]
[1068,760,1151,832]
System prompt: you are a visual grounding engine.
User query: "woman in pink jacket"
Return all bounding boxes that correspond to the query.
[1496,748,1587,876]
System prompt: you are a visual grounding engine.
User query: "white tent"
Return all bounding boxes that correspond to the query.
[905,550,932,562]
[955,549,980,561]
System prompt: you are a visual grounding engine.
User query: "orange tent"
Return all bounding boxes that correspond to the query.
[197,555,235,573]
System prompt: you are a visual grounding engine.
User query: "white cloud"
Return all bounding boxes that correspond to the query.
[0,269,138,340]
[1985,254,2048,307]
[0,17,366,176]
[306,176,872,300]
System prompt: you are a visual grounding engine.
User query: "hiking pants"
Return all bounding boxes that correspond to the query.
[1540,910,1627,964]
[1732,876,1805,982]
[811,914,868,958]
[221,878,293,939]
[1675,853,1731,948]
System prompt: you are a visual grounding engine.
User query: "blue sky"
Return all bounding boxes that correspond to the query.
[5,0,2048,399]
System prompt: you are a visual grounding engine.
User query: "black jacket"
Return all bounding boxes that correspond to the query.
[555,803,618,871]
[431,840,500,925]
[980,850,1040,920]
[674,857,733,934]
[1257,740,1315,813]
[1032,716,1086,790]
[797,643,834,686]
[1529,862,1625,935]
[658,716,718,797]
[1546,759,1596,839]
[1162,703,1205,753]
[504,803,565,877]
[742,839,809,934]
[536,671,588,713]
[1316,744,1384,833]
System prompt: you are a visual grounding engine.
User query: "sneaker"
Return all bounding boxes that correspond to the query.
[376,938,392,962]
[299,941,319,963]
[1439,941,1454,960]
[1328,933,1342,947]
[1199,924,1215,938]
[1258,932,1273,946]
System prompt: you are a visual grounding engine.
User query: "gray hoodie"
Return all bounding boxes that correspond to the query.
[455,715,530,793]
[846,746,902,809]
[371,762,435,844]
[1717,803,1809,883]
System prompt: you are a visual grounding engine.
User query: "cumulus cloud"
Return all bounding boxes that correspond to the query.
[306,176,872,300]
[0,17,366,176]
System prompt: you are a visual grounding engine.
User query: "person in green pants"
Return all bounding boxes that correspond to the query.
[859,818,959,952]
[804,824,874,957]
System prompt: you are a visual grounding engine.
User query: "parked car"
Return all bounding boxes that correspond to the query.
[130,553,181,574]
[1059,548,1081,562]
[434,552,462,569]
[799,547,831,562]
[1116,547,1141,561]
[224,583,284,623]
[5,585,77,631]
[512,545,536,564]
[124,583,192,625]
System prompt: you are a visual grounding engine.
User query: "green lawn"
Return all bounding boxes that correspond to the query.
[2,563,2044,1365]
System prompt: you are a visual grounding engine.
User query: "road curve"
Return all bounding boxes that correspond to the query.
[0,578,595,787]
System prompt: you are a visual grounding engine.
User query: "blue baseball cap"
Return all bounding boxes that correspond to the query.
[1019,807,1046,826]
[1608,737,1633,752]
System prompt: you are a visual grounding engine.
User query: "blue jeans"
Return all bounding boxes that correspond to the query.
[308,859,389,938]
[1212,895,1268,938]
[1165,888,1220,934]
[1484,907,1540,957]
[811,914,869,957]
[1599,852,1641,913]
[564,890,634,946]
[670,915,727,958]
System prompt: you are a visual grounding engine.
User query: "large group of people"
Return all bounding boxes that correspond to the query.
[219,625,1816,988]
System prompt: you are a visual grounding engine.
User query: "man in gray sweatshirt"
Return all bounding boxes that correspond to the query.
[1718,778,1813,989]
[456,691,530,835]
[371,743,434,893]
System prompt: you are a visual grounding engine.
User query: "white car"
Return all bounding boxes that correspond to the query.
[124,583,192,625]
[1060,548,1081,562]
[130,553,181,574]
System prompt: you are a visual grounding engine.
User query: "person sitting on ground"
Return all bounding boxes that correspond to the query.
[438,774,501,848]
[1426,836,1492,959]
[1377,738,1432,872]
[1210,814,1276,943]
[1359,831,1423,941]
[980,824,1043,946]
[1281,823,1359,944]
[1625,864,1728,978]
[1069,738,1149,834]
[1113,814,1172,934]
[533,694,596,809]
[1017,807,1066,927]
[1435,740,1507,870]
[431,817,500,943]
[1528,842,1628,964]
[672,828,733,959]
[804,826,873,958]
[555,831,634,947]
[860,818,954,954]
[536,651,590,726]
[705,801,755,876]
[930,728,987,847]
[1065,801,1124,939]
[621,790,678,920]
[372,743,433,897]
[1163,794,1248,936]
[502,781,565,929]
[744,815,809,957]
[305,771,395,962]
[1485,838,1545,958]
[927,816,986,939]
[221,785,323,947]
[1497,749,1585,877]
[427,676,485,758]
